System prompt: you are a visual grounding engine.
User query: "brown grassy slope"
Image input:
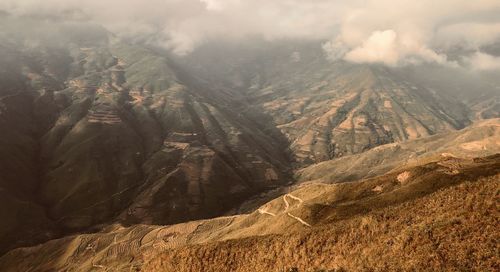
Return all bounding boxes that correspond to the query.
[295,118,500,184]
[0,155,498,272]
[231,118,499,215]
[144,172,499,272]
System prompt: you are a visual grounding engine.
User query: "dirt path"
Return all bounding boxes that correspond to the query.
[282,194,311,227]
[257,208,276,217]
[286,212,311,227]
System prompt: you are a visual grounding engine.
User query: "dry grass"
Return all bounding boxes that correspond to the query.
[1,155,498,272]
[144,173,499,272]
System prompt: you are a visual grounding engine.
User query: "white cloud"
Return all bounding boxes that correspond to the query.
[321,0,500,67]
[340,30,449,66]
[0,0,499,67]
[344,30,400,65]
[468,52,500,70]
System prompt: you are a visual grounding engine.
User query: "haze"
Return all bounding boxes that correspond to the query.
[1,0,500,69]
[1,1,500,271]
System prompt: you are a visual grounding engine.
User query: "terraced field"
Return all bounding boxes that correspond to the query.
[0,22,292,254]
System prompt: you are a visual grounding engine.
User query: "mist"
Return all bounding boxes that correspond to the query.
[1,0,500,69]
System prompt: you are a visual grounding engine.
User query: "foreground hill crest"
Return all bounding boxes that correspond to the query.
[1,153,498,271]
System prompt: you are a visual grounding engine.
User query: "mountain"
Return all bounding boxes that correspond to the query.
[1,17,499,271]
[391,64,500,121]
[1,152,498,271]
[180,41,471,164]
[0,19,291,254]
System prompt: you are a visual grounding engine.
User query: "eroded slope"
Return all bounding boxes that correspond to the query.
[0,19,291,254]
[181,42,471,164]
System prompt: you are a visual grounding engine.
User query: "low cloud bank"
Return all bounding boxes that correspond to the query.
[0,0,499,69]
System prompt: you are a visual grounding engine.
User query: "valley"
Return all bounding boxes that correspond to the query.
[0,15,499,272]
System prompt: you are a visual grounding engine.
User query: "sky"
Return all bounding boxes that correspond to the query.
[1,0,500,69]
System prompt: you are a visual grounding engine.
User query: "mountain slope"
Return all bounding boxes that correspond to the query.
[0,19,291,254]
[296,118,500,184]
[229,118,499,214]
[393,64,500,121]
[181,41,471,164]
[146,167,499,272]
[1,18,498,268]
[1,154,498,271]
